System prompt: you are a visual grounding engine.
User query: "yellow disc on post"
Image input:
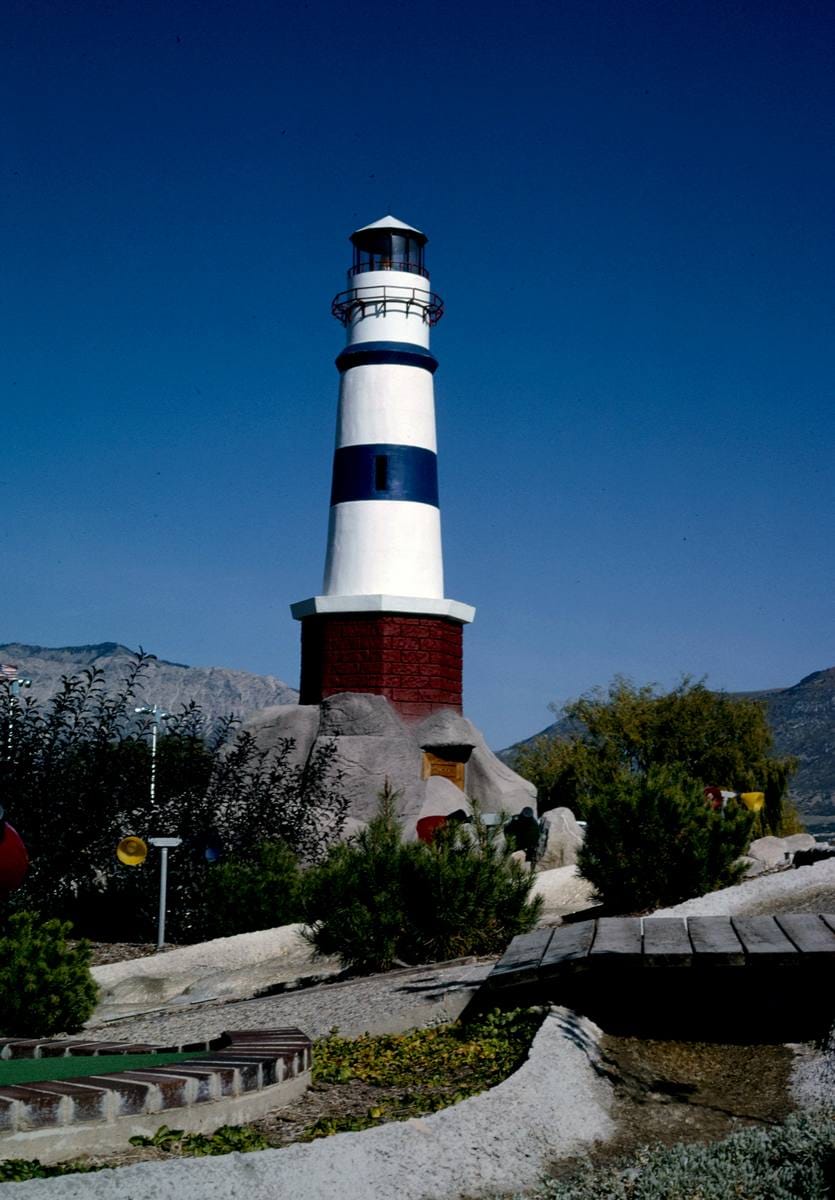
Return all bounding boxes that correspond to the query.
[116,836,148,866]
[739,792,765,813]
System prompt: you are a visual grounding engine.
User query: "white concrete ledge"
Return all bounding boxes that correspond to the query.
[0,1072,311,1167]
[290,595,476,623]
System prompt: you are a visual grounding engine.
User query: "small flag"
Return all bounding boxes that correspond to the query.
[1,665,19,681]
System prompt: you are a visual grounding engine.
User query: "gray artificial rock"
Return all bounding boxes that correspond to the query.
[746,836,791,869]
[785,833,817,853]
[309,731,425,825]
[242,703,321,768]
[243,693,536,837]
[736,854,768,879]
[416,775,471,824]
[538,807,585,870]
[414,710,478,754]
[464,725,537,816]
[318,691,406,738]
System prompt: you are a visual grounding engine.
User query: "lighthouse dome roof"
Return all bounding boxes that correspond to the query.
[351,215,427,246]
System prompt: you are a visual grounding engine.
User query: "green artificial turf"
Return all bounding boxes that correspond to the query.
[0,1050,212,1086]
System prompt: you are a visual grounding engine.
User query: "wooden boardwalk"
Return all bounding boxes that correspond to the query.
[487,914,835,991]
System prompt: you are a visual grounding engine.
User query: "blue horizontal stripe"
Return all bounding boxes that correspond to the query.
[330,444,439,507]
[336,341,438,375]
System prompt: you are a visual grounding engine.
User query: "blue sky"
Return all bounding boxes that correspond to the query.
[3,0,833,747]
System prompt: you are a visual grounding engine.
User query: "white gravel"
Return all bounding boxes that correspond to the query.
[86,959,495,1045]
[654,857,835,917]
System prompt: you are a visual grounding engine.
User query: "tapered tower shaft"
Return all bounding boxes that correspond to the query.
[291,216,474,719]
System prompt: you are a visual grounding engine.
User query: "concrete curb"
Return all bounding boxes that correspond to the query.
[0,1031,312,1166]
[10,1008,615,1199]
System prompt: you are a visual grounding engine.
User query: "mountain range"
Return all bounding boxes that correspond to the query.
[0,643,298,730]
[2,644,832,818]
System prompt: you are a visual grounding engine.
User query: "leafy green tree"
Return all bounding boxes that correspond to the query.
[303,787,542,973]
[0,655,345,940]
[513,676,798,834]
[576,765,753,911]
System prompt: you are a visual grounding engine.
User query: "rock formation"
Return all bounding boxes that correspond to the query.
[243,692,536,834]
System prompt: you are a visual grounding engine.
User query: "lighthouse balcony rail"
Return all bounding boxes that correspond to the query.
[349,258,429,279]
[332,284,444,327]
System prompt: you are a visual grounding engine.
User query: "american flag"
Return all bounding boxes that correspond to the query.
[1,664,20,680]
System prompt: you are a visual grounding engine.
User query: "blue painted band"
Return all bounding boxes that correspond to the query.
[330,443,439,507]
[336,341,439,375]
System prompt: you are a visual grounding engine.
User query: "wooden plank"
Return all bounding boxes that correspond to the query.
[731,916,799,963]
[775,914,835,956]
[538,921,595,978]
[489,928,553,987]
[589,917,642,958]
[687,916,745,965]
[642,918,692,965]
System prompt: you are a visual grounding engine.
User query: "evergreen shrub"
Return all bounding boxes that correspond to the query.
[577,764,753,912]
[0,912,98,1036]
[193,841,304,940]
[303,790,542,973]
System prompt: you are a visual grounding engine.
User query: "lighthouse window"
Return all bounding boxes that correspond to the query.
[374,454,389,492]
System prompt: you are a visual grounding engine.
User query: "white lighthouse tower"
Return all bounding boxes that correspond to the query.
[291,216,475,720]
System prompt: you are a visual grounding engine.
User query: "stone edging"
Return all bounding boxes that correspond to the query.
[0,1028,311,1160]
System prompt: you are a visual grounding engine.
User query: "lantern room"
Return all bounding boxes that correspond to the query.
[349,215,429,278]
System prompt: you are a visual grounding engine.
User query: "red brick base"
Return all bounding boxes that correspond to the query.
[299,613,463,720]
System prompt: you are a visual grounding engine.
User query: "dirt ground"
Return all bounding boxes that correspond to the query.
[545,1034,796,1181]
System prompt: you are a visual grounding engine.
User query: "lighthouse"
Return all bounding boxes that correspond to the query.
[291,216,475,720]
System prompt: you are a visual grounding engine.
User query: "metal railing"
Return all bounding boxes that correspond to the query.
[331,285,444,326]
[349,260,429,279]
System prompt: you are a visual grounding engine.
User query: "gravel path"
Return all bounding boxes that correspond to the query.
[86,959,495,1045]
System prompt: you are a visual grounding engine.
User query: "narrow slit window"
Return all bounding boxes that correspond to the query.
[374,454,389,492]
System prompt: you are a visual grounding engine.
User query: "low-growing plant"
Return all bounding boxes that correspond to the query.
[0,912,98,1036]
[314,1007,543,1092]
[128,1123,269,1156]
[303,788,542,972]
[0,1159,99,1182]
[515,1109,835,1199]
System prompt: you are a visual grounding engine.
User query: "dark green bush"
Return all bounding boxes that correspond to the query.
[303,790,542,972]
[577,764,753,912]
[518,1109,835,1199]
[192,841,304,940]
[0,655,346,942]
[0,912,98,1036]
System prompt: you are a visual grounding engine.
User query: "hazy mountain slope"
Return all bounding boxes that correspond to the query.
[0,642,298,728]
[502,668,835,817]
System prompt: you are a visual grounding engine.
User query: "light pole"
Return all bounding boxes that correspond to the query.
[135,704,170,808]
[2,667,31,765]
[148,837,182,949]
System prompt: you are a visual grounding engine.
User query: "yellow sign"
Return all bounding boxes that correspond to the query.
[739,792,765,813]
[116,836,148,866]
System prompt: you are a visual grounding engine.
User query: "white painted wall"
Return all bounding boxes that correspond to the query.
[323,500,444,597]
[344,269,434,349]
[337,364,437,451]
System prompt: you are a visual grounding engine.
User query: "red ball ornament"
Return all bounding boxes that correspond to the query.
[0,821,29,893]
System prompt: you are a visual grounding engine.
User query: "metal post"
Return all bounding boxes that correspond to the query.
[4,674,31,764]
[150,719,158,807]
[157,846,168,949]
[135,704,169,810]
[148,837,180,951]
